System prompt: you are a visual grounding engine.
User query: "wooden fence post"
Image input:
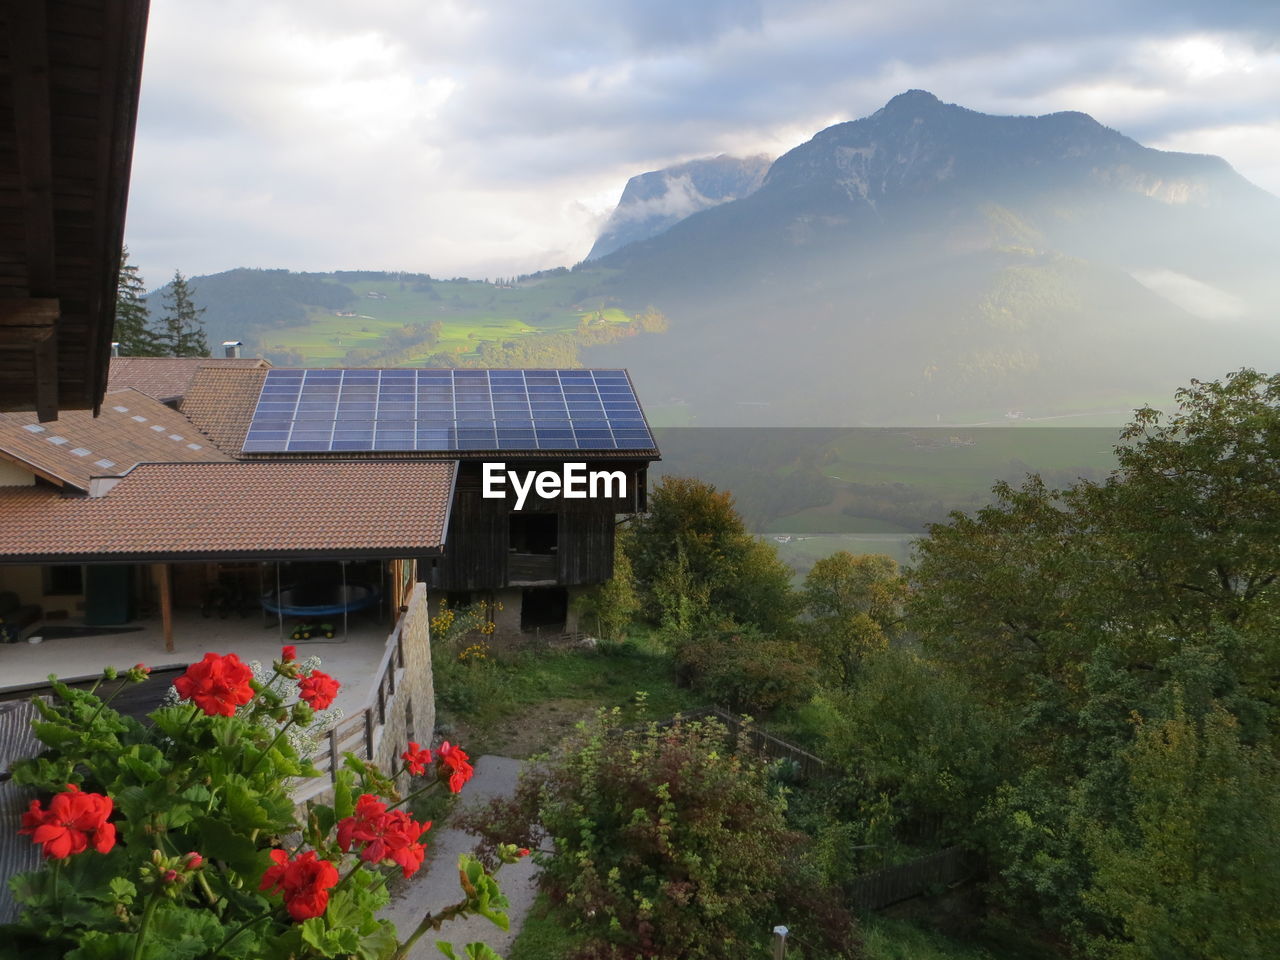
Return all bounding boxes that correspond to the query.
[771,925,788,959]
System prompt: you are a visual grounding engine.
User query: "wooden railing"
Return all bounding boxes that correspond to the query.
[847,846,972,911]
[507,552,557,584]
[680,707,829,781]
[648,707,830,780]
[295,616,408,802]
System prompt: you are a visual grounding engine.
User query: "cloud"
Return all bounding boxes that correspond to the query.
[125,0,1280,284]
[1129,269,1250,321]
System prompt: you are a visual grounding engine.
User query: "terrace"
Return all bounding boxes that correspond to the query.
[0,608,390,715]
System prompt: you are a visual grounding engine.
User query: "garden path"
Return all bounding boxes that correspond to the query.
[382,755,540,958]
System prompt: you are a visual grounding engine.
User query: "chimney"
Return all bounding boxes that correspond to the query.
[221,340,243,359]
[111,342,120,357]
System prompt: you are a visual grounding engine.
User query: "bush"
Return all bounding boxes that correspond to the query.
[828,646,1007,847]
[674,622,816,714]
[460,709,858,960]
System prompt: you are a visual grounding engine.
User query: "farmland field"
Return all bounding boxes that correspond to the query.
[254,276,644,366]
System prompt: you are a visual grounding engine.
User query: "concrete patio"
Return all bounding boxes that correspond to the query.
[0,609,396,715]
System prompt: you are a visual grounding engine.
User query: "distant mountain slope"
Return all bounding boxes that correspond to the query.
[151,92,1279,427]
[582,91,1280,423]
[585,154,771,260]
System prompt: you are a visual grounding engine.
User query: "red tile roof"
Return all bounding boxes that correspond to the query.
[0,461,455,562]
[179,366,270,454]
[0,389,231,491]
[107,357,270,403]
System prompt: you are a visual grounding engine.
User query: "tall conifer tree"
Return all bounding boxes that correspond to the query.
[113,246,161,356]
[157,270,209,357]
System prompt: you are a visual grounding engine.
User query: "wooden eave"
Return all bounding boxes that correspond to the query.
[0,1,150,421]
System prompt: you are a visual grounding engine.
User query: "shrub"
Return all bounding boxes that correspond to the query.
[674,622,816,714]
[460,709,857,960]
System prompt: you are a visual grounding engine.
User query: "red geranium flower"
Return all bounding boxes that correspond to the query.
[298,669,340,710]
[281,645,297,662]
[19,783,116,859]
[336,793,431,878]
[173,652,255,717]
[260,849,340,921]
[436,741,474,793]
[401,741,433,776]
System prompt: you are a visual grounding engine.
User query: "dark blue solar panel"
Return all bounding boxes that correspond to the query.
[244,369,655,453]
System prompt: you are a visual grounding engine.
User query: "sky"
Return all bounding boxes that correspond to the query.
[125,0,1280,287]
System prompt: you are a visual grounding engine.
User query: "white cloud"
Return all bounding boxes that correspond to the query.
[124,0,1280,284]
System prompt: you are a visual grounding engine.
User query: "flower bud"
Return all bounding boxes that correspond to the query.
[185,852,203,870]
[102,666,118,681]
[291,701,314,725]
[162,869,179,884]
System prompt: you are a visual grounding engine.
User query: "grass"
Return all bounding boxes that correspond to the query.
[862,916,1005,960]
[433,636,704,758]
[258,275,643,366]
[507,891,1026,960]
[821,427,1119,497]
[767,533,920,575]
[507,894,582,960]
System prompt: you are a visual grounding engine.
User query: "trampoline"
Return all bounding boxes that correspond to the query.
[259,559,383,641]
[261,583,379,617]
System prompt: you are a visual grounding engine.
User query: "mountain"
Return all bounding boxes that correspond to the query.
[155,92,1280,427]
[581,91,1280,424]
[585,154,771,261]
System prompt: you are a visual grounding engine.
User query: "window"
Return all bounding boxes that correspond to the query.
[509,512,558,554]
[44,564,84,596]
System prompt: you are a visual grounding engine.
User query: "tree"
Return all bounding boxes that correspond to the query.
[628,476,797,635]
[1085,700,1280,960]
[827,646,1008,847]
[902,371,1280,947]
[909,370,1280,707]
[572,526,641,640]
[113,245,161,356]
[802,551,907,686]
[156,270,209,357]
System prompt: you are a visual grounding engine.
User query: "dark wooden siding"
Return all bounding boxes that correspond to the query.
[427,460,646,591]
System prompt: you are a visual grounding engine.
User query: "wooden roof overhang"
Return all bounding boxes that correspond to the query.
[0,1,149,421]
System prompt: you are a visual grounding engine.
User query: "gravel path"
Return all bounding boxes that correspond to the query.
[381,756,539,959]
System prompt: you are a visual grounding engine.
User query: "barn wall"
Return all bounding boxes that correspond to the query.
[429,460,646,591]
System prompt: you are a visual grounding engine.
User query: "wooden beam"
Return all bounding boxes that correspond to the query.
[33,331,57,421]
[88,2,151,412]
[155,563,174,654]
[8,3,58,298]
[8,4,60,420]
[0,299,60,325]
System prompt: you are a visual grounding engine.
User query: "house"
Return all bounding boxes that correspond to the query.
[0,363,659,646]
[181,364,660,635]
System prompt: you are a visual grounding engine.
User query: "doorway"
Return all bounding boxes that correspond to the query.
[520,587,568,632]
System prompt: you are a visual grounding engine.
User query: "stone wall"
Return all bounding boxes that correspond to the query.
[378,582,435,781]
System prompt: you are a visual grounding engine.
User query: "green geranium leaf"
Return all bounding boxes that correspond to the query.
[435,941,503,960]
[334,768,355,820]
[354,922,398,960]
[65,931,137,960]
[195,816,261,877]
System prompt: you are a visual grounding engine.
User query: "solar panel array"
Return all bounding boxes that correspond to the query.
[241,369,656,454]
